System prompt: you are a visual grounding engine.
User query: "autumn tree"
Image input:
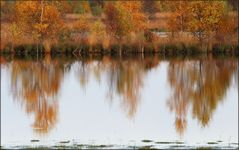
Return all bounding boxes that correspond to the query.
[228,0,238,11]
[90,20,110,50]
[14,1,64,52]
[215,15,238,46]
[67,14,93,50]
[215,3,238,46]
[67,1,91,14]
[187,1,226,43]
[89,0,104,16]
[167,1,190,35]
[143,1,160,14]
[104,1,146,54]
[167,1,229,47]
[9,23,22,51]
[1,1,15,21]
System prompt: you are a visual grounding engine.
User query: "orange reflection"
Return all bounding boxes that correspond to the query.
[7,54,237,136]
[10,55,64,134]
[74,55,161,118]
[168,58,237,136]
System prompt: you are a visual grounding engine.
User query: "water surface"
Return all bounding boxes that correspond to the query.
[1,55,238,149]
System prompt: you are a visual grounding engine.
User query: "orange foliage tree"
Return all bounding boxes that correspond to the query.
[187,1,227,43]
[168,1,228,45]
[14,1,64,51]
[90,20,110,50]
[215,12,238,45]
[104,1,146,54]
[67,1,91,14]
[73,15,91,44]
[167,1,190,35]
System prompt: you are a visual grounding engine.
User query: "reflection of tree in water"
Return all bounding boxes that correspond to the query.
[106,59,144,118]
[104,56,160,118]
[75,61,90,91]
[9,54,160,134]
[167,58,237,136]
[74,55,160,118]
[10,55,65,134]
[8,55,237,136]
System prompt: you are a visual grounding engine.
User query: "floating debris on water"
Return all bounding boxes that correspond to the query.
[142,140,153,143]
[30,140,39,142]
[59,140,70,144]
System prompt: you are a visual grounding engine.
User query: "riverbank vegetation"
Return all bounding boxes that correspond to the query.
[1,0,238,54]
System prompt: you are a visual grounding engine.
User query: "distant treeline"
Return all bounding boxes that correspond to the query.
[1,0,238,17]
[0,1,238,54]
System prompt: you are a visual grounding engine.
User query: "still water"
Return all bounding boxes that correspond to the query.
[1,55,238,149]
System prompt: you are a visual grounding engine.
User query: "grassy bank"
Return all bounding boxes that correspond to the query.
[1,49,238,65]
[1,42,238,56]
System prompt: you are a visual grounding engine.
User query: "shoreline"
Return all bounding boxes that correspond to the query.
[1,43,238,56]
[1,51,238,64]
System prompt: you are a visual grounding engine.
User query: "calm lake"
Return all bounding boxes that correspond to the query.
[1,54,238,149]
